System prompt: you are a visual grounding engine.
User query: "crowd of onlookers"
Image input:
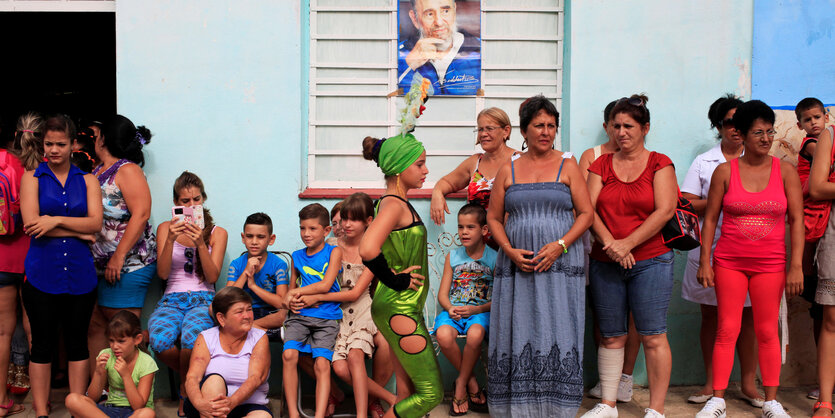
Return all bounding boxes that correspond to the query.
[0,93,831,418]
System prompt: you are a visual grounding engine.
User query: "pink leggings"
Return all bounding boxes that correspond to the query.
[712,265,785,390]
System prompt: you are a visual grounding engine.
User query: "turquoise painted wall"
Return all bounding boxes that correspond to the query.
[115,0,306,396]
[113,0,767,397]
[567,0,754,386]
[752,0,835,106]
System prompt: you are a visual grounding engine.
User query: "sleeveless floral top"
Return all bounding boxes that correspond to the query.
[467,152,521,210]
[91,159,157,275]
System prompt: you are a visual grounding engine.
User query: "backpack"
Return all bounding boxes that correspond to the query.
[0,150,22,235]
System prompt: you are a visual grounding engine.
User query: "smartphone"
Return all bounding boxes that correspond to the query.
[191,205,205,229]
[172,205,205,229]
[172,206,192,225]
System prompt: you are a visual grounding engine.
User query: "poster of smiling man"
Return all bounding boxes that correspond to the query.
[398,0,481,96]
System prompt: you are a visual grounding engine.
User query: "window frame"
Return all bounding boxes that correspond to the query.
[303,0,564,198]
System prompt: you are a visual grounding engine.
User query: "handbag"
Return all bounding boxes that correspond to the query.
[662,189,701,251]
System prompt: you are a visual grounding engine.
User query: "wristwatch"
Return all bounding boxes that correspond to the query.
[557,239,568,253]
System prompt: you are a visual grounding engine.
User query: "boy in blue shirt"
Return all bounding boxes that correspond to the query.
[226,212,289,338]
[434,203,495,415]
[283,203,343,418]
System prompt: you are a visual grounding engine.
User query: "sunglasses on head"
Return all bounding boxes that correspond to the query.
[619,97,645,107]
[184,248,194,274]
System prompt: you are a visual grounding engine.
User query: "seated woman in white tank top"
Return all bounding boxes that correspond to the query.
[184,287,271,418]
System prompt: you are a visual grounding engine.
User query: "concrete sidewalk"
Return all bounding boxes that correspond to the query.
[8,385,816,417]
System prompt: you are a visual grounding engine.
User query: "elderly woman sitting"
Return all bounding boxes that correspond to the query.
[184,287,272,418]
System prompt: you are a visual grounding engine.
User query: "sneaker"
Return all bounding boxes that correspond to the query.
[589,381,603,399]
[808,388,821,400]
[687,393,713,404]
[761,400,790,418]
[618,374,634,402]
[644,408,665,418]
[696,397,727,418]
[588,375,633,402]
[740,392,765,408]
[581,403,618,418]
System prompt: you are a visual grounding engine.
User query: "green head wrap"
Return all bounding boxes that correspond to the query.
[377,133,424,176]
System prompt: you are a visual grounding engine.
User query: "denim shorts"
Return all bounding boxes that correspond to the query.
[97,263,157,308]
[97,404,135,418]
[589,251,674,337]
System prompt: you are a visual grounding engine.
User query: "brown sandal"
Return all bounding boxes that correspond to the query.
[450,397,468,416]
[469,388,488,413]
[450,382,468,416]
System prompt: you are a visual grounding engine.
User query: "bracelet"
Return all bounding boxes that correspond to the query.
[557,239,568,253]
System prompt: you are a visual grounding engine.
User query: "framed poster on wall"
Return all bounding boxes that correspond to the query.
[397,0,481,95]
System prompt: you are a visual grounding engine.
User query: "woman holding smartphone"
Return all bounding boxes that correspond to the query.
[148,171,228,416]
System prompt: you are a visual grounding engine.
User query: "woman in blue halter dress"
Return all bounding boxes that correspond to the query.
[486,96,594,417]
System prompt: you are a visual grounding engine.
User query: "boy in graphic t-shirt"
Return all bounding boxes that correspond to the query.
[434,203,495,414]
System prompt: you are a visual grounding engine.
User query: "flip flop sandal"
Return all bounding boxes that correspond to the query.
[0,399,24,417]
[370,400,386,418]
[814,401,834,416]
[325,393,342,418]
[468,388,488,413]
[178,393,187,417]
[450,397,468,416]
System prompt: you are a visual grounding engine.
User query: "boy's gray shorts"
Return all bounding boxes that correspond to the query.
[283,315,339,360]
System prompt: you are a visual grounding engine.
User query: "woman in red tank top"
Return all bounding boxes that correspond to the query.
[696,100,804,418]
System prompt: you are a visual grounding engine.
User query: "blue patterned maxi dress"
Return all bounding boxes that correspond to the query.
[487,159,585,417]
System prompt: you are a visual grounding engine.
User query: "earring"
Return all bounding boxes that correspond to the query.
[396,174,404,196]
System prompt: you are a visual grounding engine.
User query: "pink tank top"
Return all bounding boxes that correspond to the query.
[713,157,787,272]
[165,232,216,294]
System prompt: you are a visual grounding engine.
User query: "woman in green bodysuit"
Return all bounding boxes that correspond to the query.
[359,133,443,418]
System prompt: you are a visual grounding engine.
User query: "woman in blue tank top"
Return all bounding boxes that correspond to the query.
[19,114,103,417]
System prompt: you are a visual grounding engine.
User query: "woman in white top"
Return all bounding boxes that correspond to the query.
[680,94,762,406]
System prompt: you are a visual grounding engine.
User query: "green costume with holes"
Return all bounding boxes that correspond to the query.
[372,195,442,418]
[369,134,442,418]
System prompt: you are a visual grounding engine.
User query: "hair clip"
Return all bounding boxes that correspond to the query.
[135,131,148,145]
[372,138,386,165]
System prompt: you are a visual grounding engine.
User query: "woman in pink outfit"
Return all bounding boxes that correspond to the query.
[695,100,803,418]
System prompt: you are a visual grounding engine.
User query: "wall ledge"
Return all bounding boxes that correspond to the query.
[298,188,467,200]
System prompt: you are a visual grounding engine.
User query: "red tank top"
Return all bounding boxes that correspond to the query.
[713,157,787,272]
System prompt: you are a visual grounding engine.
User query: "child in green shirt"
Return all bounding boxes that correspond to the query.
[65,311,157,417]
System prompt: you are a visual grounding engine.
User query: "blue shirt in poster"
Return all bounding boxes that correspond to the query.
[291,243,342,320]
[227,252,289,309]
[398,30,481,95]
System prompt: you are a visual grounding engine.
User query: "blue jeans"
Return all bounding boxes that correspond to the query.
[589,251,674,337]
